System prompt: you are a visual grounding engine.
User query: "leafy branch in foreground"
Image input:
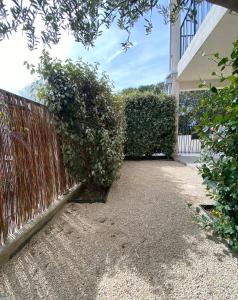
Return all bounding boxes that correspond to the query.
[195,40,238,252]
[1,0,237,50]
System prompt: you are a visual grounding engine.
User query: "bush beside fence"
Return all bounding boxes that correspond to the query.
[124,92,176,157]
[34,52,125,193]
[0,89,72,245]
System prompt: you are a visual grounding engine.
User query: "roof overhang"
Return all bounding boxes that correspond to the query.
[177,5,238,90]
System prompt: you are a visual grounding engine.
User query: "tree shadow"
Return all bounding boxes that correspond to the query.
[0,160,237,299]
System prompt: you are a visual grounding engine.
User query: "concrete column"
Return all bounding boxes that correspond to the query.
[171,80,180,156]
[168,0,181,157]
[169,0,181,75]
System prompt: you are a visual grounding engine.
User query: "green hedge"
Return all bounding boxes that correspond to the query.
[34,51,125,191]
[124,92,176,157]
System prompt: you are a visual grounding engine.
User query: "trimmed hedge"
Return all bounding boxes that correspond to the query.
[124,92,176,157]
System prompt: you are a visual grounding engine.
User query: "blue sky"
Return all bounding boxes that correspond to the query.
[0,7,170,96]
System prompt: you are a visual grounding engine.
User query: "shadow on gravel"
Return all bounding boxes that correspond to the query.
[0,161,236,300]
[205,234,238,260]
[125,155,172,161]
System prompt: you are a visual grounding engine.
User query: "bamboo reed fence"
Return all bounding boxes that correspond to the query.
[0,89,72,245]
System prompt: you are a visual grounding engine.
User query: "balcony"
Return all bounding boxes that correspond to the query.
[180,0,212,58]
[177,4,238,90]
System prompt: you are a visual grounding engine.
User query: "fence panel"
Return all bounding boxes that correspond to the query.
[178,134,201,154]
[0,89,72,245]
[178,120,201,154]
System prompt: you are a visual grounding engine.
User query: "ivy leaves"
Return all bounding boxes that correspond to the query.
[34,51,125,189]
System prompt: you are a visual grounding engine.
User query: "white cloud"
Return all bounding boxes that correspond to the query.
[106,42,138,64]
[0,10,170,94]
[0,30,75,95]
[107,49,124,64]
[67,24,129,64]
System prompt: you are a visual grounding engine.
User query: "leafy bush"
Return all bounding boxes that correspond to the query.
[121,82,165,95]
[124,92,176,157]
[33,51,125,191]
[179,90,210,135]
[196,40,238,251]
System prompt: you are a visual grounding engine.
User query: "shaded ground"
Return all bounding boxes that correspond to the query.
[176,154,201,169]
[0,161,237,300]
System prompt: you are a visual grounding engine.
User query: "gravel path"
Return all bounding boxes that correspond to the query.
[0,160,237,300]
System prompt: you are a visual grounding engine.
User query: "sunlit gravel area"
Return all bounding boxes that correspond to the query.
[0,160,237,300]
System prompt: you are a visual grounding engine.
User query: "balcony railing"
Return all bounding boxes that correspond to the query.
[180,0,212,57]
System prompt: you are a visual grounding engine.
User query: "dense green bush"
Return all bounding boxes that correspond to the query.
[33,51,125,191]
[124,92,176,157]
[196,40,238,251]
[121,82,165,95]
[179,90,210,135]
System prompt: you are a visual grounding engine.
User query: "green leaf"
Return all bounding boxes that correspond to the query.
[218,57,228,66]
[210,86,218,93]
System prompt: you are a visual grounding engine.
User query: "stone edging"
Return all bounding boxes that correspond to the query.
[175,156,200,169]
[0,184,81,265]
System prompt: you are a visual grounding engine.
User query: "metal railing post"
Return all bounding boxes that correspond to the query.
[180,0,212,57]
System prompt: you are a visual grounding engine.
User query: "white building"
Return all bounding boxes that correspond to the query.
[167,0,238,154]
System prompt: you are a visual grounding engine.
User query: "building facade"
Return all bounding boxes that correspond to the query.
[167,0,238,154]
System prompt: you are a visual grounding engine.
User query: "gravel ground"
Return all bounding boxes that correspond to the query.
[0,160,237,300]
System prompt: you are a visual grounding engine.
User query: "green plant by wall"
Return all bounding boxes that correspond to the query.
[179,90,210,135]
[195,40,238,251]
[32,51,125,191]
[124,92,176,157]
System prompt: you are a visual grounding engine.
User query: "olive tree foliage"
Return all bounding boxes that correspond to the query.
[0,0,237,50]
[121,82,165,95]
